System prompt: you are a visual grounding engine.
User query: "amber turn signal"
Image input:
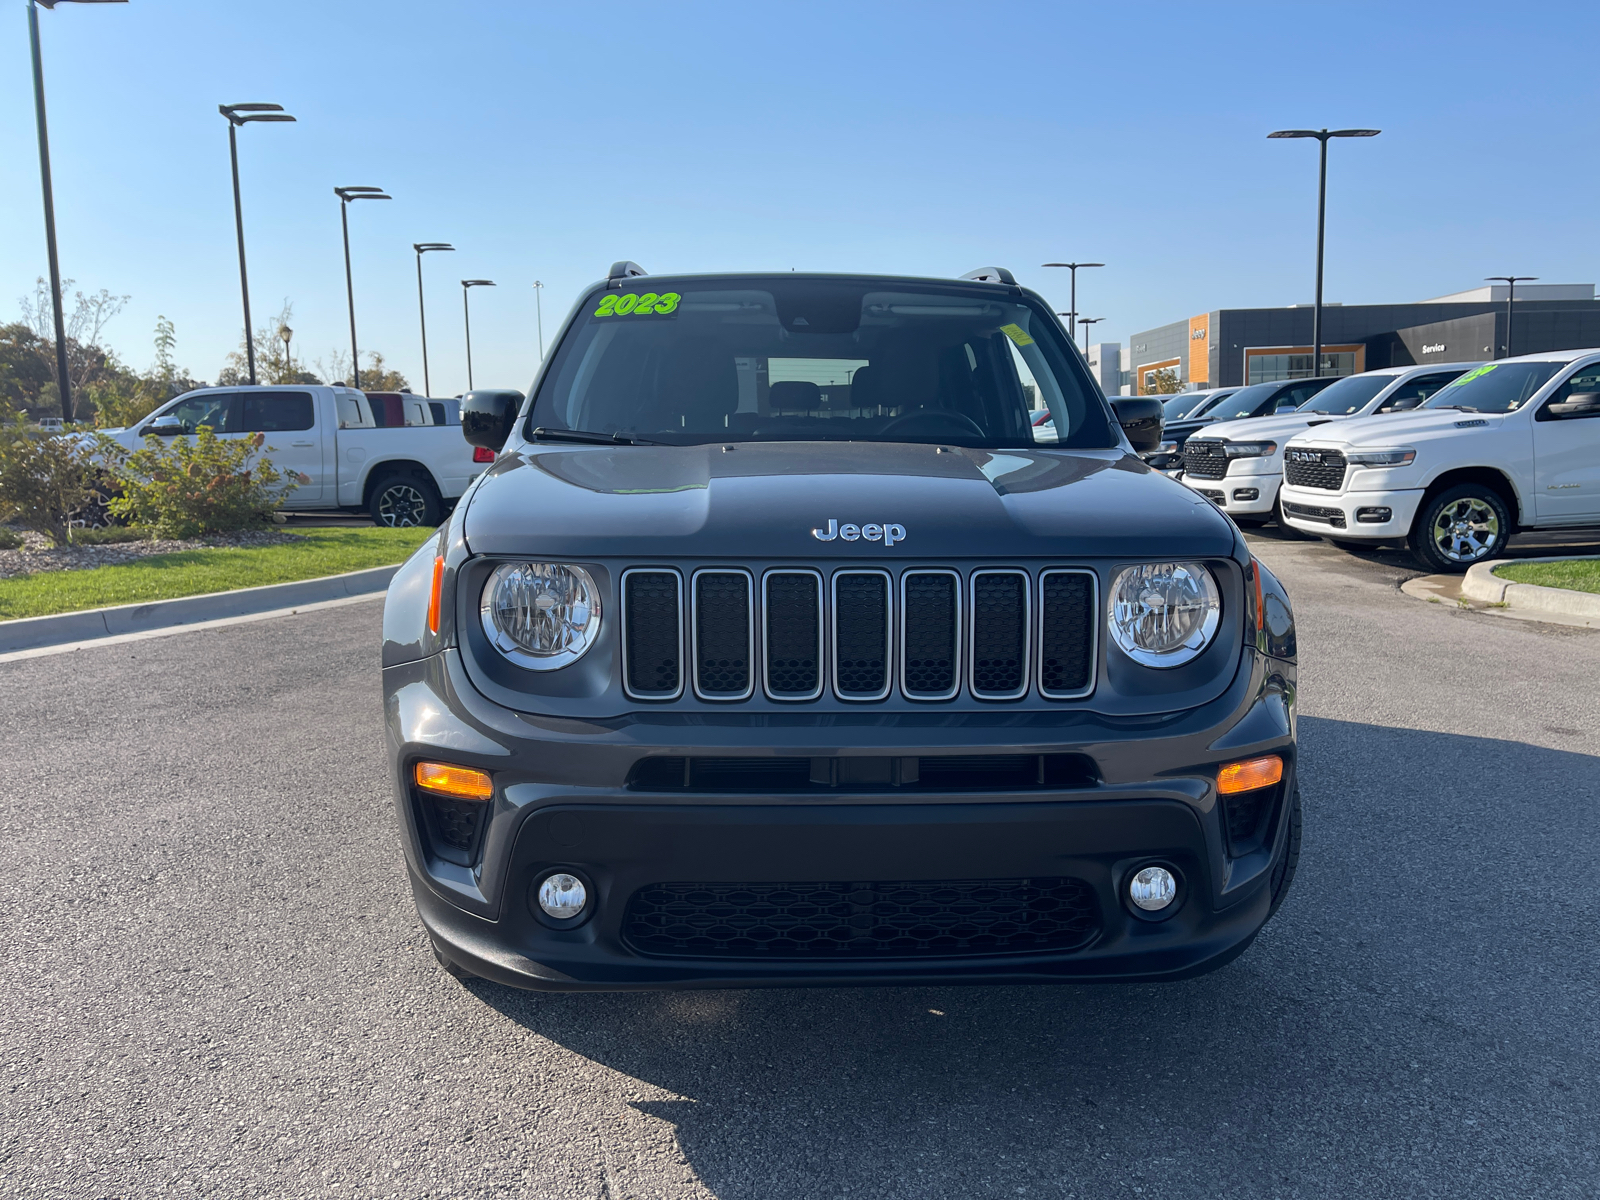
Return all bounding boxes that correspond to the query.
[1216,754,1283,794]
[427,555,445,634]
[414,761,493,801]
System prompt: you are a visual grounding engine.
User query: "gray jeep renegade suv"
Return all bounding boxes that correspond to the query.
[381,266,1300,991]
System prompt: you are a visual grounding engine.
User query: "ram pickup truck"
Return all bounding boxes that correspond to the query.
[382,264,1302,993]
[1279,349,1600,570]
[103,384,489,526]
[1178,363,1472,525]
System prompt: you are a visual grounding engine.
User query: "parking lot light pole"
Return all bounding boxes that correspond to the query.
[29,0,128,422]
[1042,262,1103,345]
[461,280,495,389]
[1268,127,1380,378]
[221,103,296,386]
[335,187,391,389]
[1485,276,1536,359]
[1077,316,1104,347]
[413,243,454,396]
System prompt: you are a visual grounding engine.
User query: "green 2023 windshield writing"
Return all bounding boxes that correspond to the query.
[593,291,681,317]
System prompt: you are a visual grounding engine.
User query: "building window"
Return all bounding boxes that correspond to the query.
[1137,358,1182,394]
[1245,345,1364,384]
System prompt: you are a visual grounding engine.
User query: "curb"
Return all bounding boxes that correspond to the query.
[0,564,399,654]
[1461,555,1600,622]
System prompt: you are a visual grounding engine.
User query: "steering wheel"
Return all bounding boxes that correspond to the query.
[878,409,986,439]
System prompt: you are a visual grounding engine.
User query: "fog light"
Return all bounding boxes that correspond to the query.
[1232,488,1259,502]
[1356,506,1392,523]
[537,873,587,919]
[1129,866,1176,911]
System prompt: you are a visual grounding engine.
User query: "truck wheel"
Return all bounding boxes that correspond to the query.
[1268,786,1302,918]
[370,472,441,528]
[1408,483,1511,573]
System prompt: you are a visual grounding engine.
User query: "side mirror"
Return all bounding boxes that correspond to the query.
[1275,397,1302,412]
[141,414,183,436]
[1111,397,1164,453]
[1546,391,1600,418]
[461,389,524,450]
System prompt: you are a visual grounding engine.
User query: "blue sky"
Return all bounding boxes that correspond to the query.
[3,0,1597,396]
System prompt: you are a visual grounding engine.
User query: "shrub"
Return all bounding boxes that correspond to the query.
[105,426,298,538]
[67,524,157,546]
[0,527,21,550]
[0,421,99,546]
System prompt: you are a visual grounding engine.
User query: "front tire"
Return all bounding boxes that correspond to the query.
[369,472,441,528]
[1408,483,1512,573]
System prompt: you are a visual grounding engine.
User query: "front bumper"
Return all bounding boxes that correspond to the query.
[385,647,1297,990]
[1278,483,1424,540]
[1180,469,1281,517]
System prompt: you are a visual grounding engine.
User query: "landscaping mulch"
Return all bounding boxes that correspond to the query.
[0,528,306,580]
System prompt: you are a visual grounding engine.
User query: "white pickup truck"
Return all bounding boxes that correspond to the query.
[103,384,490,526]
[1279,349,1600,571]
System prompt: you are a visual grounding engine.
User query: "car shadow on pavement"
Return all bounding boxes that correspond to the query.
[466,716,1599,1199]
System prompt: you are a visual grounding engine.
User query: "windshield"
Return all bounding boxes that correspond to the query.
[1162,393,1209,420]
[527,278,1114,449]
[1299,374,1393,415]
[1203,383,1279,422]
[1422,361,1564,413]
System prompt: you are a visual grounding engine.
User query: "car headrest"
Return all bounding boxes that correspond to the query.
[769,381,820,414]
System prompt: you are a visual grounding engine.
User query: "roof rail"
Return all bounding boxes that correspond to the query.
[608,260,648,282]
[960,266,1016,285]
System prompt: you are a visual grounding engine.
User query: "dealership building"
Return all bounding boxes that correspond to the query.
[1116,283,1600,395]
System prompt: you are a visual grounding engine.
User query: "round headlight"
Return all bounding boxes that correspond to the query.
[1108,561,1221,668]
[481,562,602,670]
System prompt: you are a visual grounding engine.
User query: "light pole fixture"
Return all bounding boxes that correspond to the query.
[29,0,128,422]
[1042,262,1103,345]
[461,280,495,390]
[532,280,545,360]
[1268,127,1381,378]
[335,186,391,389]
[413,243,454,396]
[1485,276,1537,360]
[278,322,293,380]
[220,103,296,387]
[1078,316,1104,346]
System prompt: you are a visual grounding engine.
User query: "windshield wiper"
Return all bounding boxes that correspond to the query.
[530,427,660,446]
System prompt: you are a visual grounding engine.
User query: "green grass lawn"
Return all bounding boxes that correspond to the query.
[1494,558,1600,594]
[0,527,436,621]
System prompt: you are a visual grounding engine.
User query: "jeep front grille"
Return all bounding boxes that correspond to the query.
[622,566,1097,703]
[1284,448,1346,491]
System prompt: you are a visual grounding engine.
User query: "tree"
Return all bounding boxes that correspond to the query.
[0,323,54,413]
[19,277,129,393]
[1145,367,1183,395]
[87,316,206,430]
[218,301,324,387]
[315,347,409,392]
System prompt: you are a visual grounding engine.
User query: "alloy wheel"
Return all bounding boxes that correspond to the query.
[1430,496,1500,563]
[377,484,427,527]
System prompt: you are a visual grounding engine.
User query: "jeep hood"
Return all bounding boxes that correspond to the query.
[462,441,1241,561]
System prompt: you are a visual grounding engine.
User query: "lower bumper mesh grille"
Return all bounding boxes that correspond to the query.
[622,877,1102,959]
[1281,501,1347,529]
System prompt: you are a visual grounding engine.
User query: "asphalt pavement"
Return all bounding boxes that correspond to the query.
[2,531,1597,1199]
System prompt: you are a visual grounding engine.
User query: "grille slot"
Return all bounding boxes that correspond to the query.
[1281,501,1347,529]
[900,570,960,699]
[1182,440,1229,480]
[1038,570,1096,699]
[832,571,891,700]
[1284,448,1346,491]
[627,753,1099,792]
[970,570,1029,699]
[623,877,1102,959]
[762,571,823,700]
[692,570,754,700]
[621,569,683,699]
